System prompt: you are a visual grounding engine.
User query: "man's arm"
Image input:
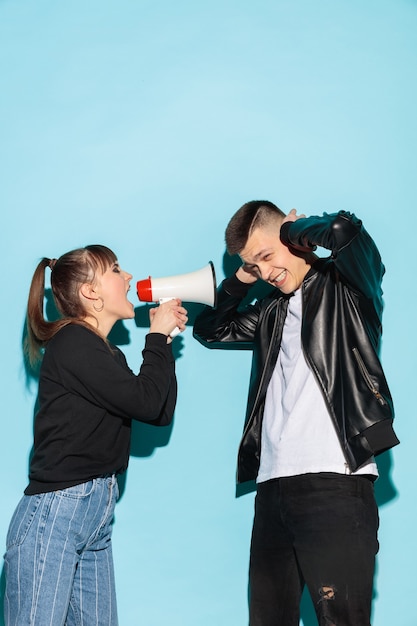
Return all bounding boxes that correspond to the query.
[280,210,385,303]
[193,273,262,347]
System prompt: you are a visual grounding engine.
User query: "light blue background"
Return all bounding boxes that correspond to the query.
[1,1,415,624]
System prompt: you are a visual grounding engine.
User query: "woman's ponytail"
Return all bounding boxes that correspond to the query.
[24,258,67,366]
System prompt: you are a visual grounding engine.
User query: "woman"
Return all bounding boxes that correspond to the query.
[3,245,188,626]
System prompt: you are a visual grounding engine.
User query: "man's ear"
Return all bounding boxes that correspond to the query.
[79,283,97,302]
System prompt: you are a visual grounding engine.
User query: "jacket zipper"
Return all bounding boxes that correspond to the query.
[300,285,352,470]
[352,347,386,406]
[240,300,281,441]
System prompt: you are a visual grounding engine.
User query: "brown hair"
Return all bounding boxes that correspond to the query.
[225,200,285,255]
[25,245,117,366]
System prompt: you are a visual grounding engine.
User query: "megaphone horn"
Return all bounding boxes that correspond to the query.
[137,262,217,308]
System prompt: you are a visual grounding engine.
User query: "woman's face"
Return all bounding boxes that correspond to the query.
[94,261,135,323]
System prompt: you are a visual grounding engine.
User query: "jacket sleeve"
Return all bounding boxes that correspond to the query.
[280,211,385,305]
[193,274,262,347]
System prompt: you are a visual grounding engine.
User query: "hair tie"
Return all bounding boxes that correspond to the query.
[49,258,57,270]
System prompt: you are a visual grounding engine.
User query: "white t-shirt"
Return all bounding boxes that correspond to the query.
[257,288,378,483]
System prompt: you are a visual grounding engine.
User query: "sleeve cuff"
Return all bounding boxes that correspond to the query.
[223,274,253,298]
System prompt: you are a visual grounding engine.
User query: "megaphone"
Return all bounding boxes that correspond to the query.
[137,262,217,336]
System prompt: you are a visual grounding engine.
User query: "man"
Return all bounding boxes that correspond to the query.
[193,201,399,626]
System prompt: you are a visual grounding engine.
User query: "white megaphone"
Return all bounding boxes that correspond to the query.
[137,262,217,336]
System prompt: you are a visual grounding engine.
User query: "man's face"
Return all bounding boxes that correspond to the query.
[239,225,312,294]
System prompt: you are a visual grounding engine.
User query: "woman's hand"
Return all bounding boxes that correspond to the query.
[149,299,188,341]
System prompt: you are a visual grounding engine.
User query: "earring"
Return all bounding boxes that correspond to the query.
[93,297,104,312]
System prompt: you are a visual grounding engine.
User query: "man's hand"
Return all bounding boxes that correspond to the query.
[282,208,306,225]
[281,208,315,253]
[236,265,259,284]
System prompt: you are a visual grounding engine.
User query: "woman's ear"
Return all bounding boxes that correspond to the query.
[79,283,97,302]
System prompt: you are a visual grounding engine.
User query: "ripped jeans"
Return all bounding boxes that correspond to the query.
[249,473,379,626]
[3,475,119,626]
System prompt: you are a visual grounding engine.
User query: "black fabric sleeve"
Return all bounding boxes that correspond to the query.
[47,326,177,424]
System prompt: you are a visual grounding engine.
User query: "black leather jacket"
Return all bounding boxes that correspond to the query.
[194,211,399,484]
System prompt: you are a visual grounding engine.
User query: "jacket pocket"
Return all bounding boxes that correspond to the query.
[352,347,386,406]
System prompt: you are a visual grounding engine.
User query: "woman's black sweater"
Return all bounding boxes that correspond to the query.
[25,324,176,495]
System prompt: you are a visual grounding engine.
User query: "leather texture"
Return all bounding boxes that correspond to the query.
[194,211,399,483]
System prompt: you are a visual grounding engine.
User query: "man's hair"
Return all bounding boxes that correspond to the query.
[225,200,285,255]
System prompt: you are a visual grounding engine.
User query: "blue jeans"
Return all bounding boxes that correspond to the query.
[3,475,119,626]
[249,473,379,626]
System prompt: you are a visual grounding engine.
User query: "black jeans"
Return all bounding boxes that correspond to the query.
[249,473,379,626]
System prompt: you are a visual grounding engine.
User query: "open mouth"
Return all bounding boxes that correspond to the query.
[271,270,287,286]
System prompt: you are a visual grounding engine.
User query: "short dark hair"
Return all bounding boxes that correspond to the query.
[225,200,285,255]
